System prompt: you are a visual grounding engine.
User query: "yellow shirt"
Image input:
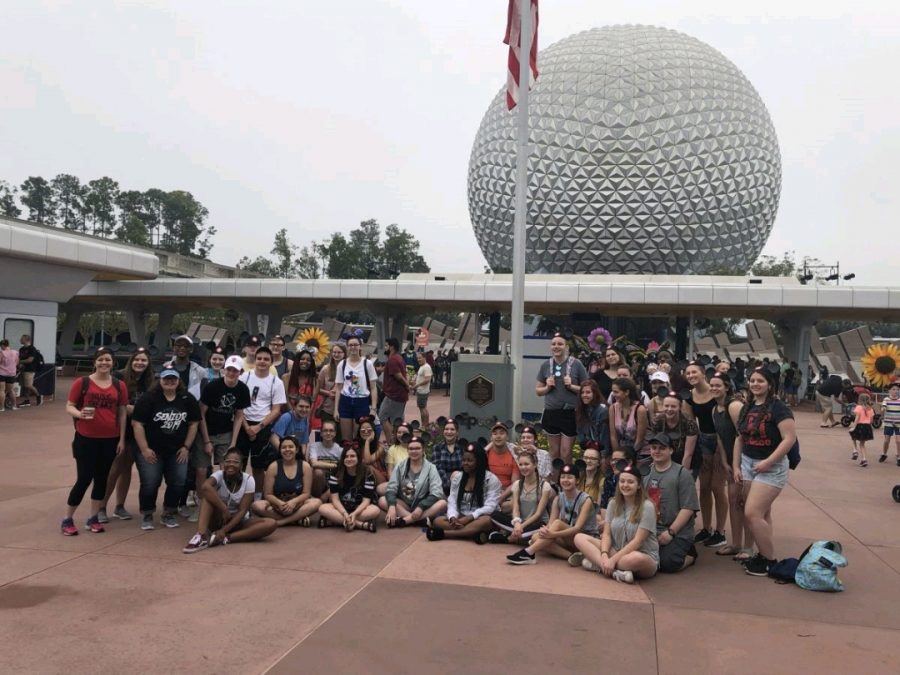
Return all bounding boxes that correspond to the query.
[386,444,409,471]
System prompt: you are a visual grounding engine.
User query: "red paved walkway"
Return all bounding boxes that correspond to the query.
[0,384,898,673]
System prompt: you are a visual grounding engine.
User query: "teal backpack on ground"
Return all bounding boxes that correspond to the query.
[795,540,847,592]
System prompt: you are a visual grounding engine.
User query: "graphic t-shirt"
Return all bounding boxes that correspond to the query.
[239,371,287,422]
[210,470,255,515]
[643,463,698,541]
[132,390,201,454]
[68,377,128,439]
[738,399,793,460]
[335,358,377,398]
[327,471,376,512]
[201,378,251,436]
[309,441,341,464]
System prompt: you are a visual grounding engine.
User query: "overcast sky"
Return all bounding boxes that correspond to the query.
[2,1,897,285]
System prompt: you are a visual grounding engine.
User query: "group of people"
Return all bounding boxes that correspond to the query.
[57,329,808,583]
[0,334,44,411]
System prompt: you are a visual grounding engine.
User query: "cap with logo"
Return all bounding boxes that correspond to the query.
[224,355,244,371]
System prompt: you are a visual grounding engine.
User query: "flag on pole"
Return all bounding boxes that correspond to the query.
[504,0,539,111]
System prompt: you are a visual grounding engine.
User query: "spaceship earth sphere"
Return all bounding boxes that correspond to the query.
[467,25,782,274]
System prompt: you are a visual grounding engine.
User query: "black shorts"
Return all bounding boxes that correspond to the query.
[237,423,275,470]
[659,536,695,573]
[0,375,15,384]
[541,408,577,438]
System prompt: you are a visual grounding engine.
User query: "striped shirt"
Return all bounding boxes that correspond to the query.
[883,396,900,425]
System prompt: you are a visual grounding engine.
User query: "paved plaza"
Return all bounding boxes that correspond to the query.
[1,385,899,674]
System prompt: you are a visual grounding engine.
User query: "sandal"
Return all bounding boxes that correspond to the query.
[733,549,753,562]
[357,521,377,533]
[300,516,311,528]
[716,545,741,556]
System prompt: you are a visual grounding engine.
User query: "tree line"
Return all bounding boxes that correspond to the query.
[0,175,215,258]
[237,218,430,280]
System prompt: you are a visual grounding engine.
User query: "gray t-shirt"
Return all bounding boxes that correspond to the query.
[643,462,699,541]
[607,498,660,563]
[308,441,341,464]
[536,357,589,410]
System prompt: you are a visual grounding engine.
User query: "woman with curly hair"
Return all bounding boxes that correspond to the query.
[609,377,648,454]
[427,443,501,543]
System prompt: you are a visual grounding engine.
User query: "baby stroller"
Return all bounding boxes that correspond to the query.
[839,385,883,428]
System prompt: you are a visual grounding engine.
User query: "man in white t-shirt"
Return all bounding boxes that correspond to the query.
[307,419,341,497]
[413,351,433,426]
[237,347,287,494]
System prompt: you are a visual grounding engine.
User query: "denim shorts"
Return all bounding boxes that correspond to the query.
[741,453,789,489]
[339,395,371,420]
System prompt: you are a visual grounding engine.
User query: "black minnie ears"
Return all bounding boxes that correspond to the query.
[400,431,432,445]
[340,327,366,342]
[552,458,586,476]
[453,413,479,429]
[551,328,574,340]
[356,414,376,425]
[514,422,543,435]
[614,459,652,477]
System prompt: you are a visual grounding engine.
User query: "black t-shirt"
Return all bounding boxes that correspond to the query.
[738,399,793,460]
[327,471,375,512]
[19,345,37,372]
[817,375,843,397]
[592,370,614,399]
[200,378,251,436]
[132,389,201,454]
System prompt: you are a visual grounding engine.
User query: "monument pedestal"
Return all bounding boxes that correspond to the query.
[449,354,512,443]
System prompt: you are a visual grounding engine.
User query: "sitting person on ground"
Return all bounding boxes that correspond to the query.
[571,461,659,584]
[307,419,342,497]
[578,442,605,530]
[131,368,201,531]
[643,432,700,573]
[317,442,380,532]
[427,443,502,543]
[183,448,277,552]
[430,418,466,495]
[380,435,447,527]
[250,436,321,527]
[512,424,552,479]
[238,346,288,491]
[506,461,598,565]
[488,447,552,545]
[596,446,634,531]
[486,422,521,505]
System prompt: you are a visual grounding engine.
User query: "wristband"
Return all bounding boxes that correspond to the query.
[511,517,522,525]
[667,528,676,537]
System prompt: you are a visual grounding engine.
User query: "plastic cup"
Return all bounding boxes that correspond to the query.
[82,407,96,419]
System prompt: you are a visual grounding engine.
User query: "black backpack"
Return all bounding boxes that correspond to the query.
[32,347,45,369]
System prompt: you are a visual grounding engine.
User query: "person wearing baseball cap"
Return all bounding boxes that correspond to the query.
[643,431,700,574]
[487,422,520,503]
[194,354,252,497]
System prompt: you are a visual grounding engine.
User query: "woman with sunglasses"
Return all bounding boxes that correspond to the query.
[571,463,659,584]
[427,444,501,542]
[358,416,388,486]
[98,347,155,523]
[506,462,597,565]
[380,435,446,527]
[61,348,129,535]
[318,442,380,531]
[250,436,321,527]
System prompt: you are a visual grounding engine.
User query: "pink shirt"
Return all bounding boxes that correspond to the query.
[0,348,18,377]
[854,405,874,424]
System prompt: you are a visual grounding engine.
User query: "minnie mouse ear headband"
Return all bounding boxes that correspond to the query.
[514,422,542,435]
[340,327,366,342]
[405,433,431,446]
[355,414,376,426]
[614,459,652,478]
[552,458,586,477]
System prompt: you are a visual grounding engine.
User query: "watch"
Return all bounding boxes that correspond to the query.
[667,527,676,537]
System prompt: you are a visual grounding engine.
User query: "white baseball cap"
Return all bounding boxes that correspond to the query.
[224,355,244,371]
[649,371,670,384]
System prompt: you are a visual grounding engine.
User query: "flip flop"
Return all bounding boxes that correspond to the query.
[733,550,753,562]
[716,545,741,556]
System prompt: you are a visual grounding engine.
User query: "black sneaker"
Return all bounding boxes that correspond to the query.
[506,549,536,565]
[488,531,509,544]
[425,527,445,542]
[35,394,43,407]
[19,400,30,407]
[744,553,773,577]
[703,531,727,548]
[694,528,712,544]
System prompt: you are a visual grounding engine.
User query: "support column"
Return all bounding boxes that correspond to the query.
[154,309,174,352]
[781,314,814,393]
[487,312,501,355]
[674,317,688,360]
[125,307,147,346]
[58,307,83,356]
[244,311,259,338]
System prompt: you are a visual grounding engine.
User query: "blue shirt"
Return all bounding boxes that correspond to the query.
[272,412,309,445]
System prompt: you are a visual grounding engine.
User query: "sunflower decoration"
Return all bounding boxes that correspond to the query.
[295,326,330,367]
[861,343,900,389]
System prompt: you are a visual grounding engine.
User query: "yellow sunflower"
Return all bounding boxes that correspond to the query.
[295,326,330,367]
[861,343,900,389]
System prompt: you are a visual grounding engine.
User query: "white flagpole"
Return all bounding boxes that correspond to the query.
[510,0,531,422]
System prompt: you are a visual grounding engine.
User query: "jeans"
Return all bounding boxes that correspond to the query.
[133,448,188,514]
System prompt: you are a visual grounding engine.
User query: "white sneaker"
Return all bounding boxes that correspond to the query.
[186,491,197,507]
[612,569,635,584]
[582,557,600,572]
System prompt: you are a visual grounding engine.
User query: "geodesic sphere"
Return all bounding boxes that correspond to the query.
[467,25,781,274]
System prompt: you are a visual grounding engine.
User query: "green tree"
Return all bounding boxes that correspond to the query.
[116,213,151,247]
[0,180,22,218]
[236,255,278,276]
[116,190,152,245]
[51,173,86,230]
[318,232,365,278]
[160,190,212,257]
[317,219,430,279]
[382,224,429,276]
[271,228,297,277]
[84,177,120,237]
[295,245,320,279]
[19,176,56,224]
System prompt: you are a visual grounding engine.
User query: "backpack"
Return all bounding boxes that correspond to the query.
[767,557,801,584]
[32,347,45,369]
[738,399,801,470]
[74,375,124,428]
[795,540,847,592]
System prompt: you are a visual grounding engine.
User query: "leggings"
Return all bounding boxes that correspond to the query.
[67,434,118,507]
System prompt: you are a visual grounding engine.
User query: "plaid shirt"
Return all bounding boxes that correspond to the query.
[431,441,465,495]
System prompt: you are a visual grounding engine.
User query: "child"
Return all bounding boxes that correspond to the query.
[849,393,875,467]
[880,382,900,465]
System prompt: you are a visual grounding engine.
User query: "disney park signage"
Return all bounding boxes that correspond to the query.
[466,374,495,408]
